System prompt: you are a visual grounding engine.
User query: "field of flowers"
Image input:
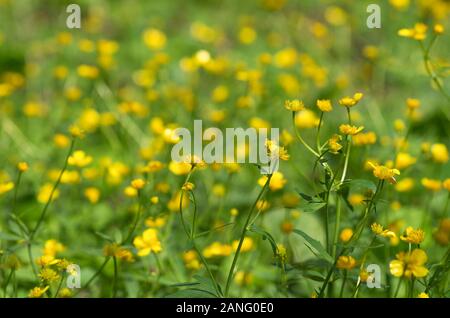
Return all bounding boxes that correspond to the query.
[0,0,449,298]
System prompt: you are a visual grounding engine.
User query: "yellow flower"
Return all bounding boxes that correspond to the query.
[211,85,229,103]
[169,161,192,176]
[339,124,364,135]
[124,186,138,197]
[389,249,429,278]
[133,229,162,256]
[183,250,201,270]
[203,242,232,258]
[77,64,99,79]
[352,132,377,146]
[328,134,343,154]
[395,178,415,192]
[395,152,417,170]
[398,23,427,41]
[103,243,134,262]
[421,178,441,191]
[258,171,287,191]
[180,181,195,193]
[0,181,14,196]
[37,183,60,204]
[316,99,332,112]
[17,162,29,172]
[443,178,450,191]
[336,255,357,270]
[232,237,254,252]
[294,109,320,129]
[433,24,444,35]
[276,244,287,263]
[340,228,353,242]
[348,193,365,206]
[371,223,396,238]
[36,255,59,267]
[284,99,305,112]
[143,28,166,50]
[418,292,429,298]
[28,286,49,298]
[234,271,253,286]
[131,178,145,190]
[239,26,256,44]
[400,227,425,244]
[430,143,449,163]
[68,150,93,167]
[338,92,363,107]
[265,139,290,161]
[368,162,400,184]
[84,187,100,203]
[145,216,166,228]
[43,239,65,257]
[146,161,164,173]
[39,268,60,283]
[54,134,70,148]
[406,98,420,112]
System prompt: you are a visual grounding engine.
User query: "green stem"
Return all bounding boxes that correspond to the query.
[339,271,347,298]
[112,256,118,298]
[74,257,111,296]
[393,278,403,298]
[122,190,143,244]
[316,112,324,153]
[292,112,320,157]
[3,269,14,297]
[54,272,65,298]
[11,171,22,216]
[224,174,272,297]
[332,196,342,259]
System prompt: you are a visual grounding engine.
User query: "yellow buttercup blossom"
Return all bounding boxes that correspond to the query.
[131,178,145,190]
[0,181,14,196]
[235,271,253,286]
[103,243,134,262]
[328,134,343,154]
[265,139,290,161]
[398,23,427,41]
[84,187,100,204]
[368,162,400,184]
[418,292,429,298]
[395,178,414,192]
[294,109,320,129]
[443,179,450,191]
[276,244,287,263]
[316,99,332,112]
[232,237,254,252]
[340,228,353,242]
[17,162,29,172]
[36,255,59,267]
[239,26,256,44]
[352,132,377,146]
[338,92,363,107]
[339,124,364,136]
[28,286,49,298]
[433,24,444,35]
[389,249,429,278]
[203,242,232,258]
[430,143,449,163]
[258,171,287,191]
[54,134,70,148]
[284,99,305,112]
[395,152,417,170]
[68,150,93,167]
[145,216,166,228]
[336,255,357,270]
[167,190,190,212]
[169,161,192,176]
[77,64,99,79]
[37,183,60,204]
[39,268,60,283]
[182,182,194,191]
[143,28,166,50]
[43,239,65,257]
[133,229,162,256]
[421,178,441,191]
[400,227,425,244]
[183,250,201,270]
[124,186,138,197]
[371,223,396,238]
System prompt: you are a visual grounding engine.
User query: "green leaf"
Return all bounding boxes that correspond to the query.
[293,229,333,264]
[299,201,326,213]
[94,231,114,243]
[249,225,278,256]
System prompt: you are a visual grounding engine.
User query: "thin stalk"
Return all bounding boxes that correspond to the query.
[332,196,342,259]
[224,174,272,297]
[292,112,320,157]
[74,257,111,296]
[339,271,347,298]
[316,112,324,153]
[112,256,118,298]
[3,269,14,297]
[122,190,143,244]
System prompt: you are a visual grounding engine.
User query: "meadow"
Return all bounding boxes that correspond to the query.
[0,0,449,298]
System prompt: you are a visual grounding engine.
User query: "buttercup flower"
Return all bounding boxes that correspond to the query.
[336,256,357,270]
[133,229,162,256]
[371,223,397,239]
[339,124,364,135]
[389,249,429,278]
[368,162,400,184]
[400,227,425,244]
[338,92,363,107]
[28,286,49,298]
[68,150,93,167]
[316,99,332,112]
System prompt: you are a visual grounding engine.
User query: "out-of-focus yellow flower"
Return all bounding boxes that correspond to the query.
[430,143,449,163]
[418,292,429,298]
[133,229,162,256]
[167,191,189,212]
[395,152,417,170]
[0,181,14,196]
[183,250,201,270]
[145,216,166,228]
[232,237,254,252]
[239,26,256,44]
[316,99,332,112]
[390,249,429,278]
[104,243,134,262]
[352,132,377,146]
[203,242,232,258]
[328,134,343,154]
[339,124,364,135]
[348,193,365,206]
[443,179,450,191]
[131,178,145,190]
[274,48,297,68]
[434,218,450,246]
[395,178,415,192]
[421,178,441,191]
[39,268,60,283]
[265,139,289,161]
[258,171,286,191]
[43,239,65,257]
[337,256,357,270]
[276,244,287,263]
[389,0,410,10]
[54,134,70,148]
[340,228,353,242]
[249,117,270,129]
[182,182,194,191]
[281,221,294,234]
[433,24,444,35]
[84,187,100,204]
[400,227,425,244]
[37,183,59,204]
[77,64,99,79]
[398,23,427,41]
[295,109,320,129]
[68,150,93,167]
[234,271,253,286]
[211,85,229,103]
[143,28,166,50]
[169,161,192,176]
